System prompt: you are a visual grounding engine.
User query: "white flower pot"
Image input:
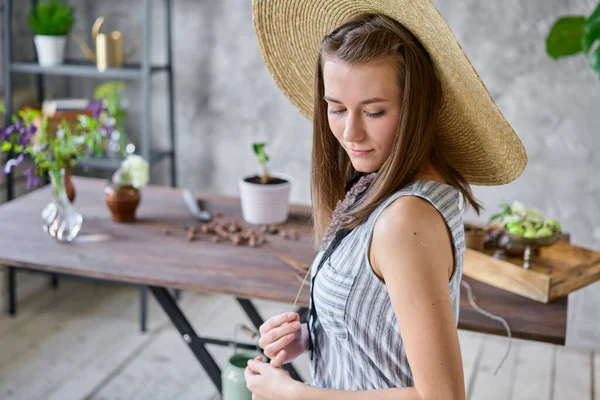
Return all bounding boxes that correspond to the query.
[34,35,67,67]
[238,173,292,225]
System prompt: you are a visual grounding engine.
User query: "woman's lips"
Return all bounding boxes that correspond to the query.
[348,148,373,156]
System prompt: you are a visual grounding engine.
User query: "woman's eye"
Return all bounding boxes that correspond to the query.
[328,109,345,115]
[366,111,385,118]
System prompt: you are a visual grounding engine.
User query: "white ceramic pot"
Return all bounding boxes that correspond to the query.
[34,35,67,67]
[238,173,292,225]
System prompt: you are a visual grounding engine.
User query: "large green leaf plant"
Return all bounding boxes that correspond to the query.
[546,2,600,78]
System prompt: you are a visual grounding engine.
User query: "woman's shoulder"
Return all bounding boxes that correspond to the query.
[369,188,455,280]
[375,193,448,237]
[369,179,459,220]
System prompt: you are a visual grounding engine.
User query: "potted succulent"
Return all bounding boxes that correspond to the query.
[104,154,149,222]
[238,142,291,225]
[28,0,75,66]
[546,2,600,78]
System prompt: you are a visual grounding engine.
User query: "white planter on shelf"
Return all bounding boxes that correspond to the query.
[238,172,293,225]
[34,35,67,67]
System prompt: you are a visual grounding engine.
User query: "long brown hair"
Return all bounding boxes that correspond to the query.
[311,13,482,247]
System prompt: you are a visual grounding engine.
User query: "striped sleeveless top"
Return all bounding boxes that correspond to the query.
[307,179,465,389]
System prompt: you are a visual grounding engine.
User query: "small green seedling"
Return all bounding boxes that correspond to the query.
[253,142,270,184]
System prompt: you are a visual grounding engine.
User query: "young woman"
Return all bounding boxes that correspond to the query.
[245,1,526,399]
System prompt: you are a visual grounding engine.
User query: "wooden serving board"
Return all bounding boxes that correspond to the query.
[463,240,600,303]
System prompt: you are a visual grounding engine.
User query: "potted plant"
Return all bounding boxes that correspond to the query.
[1,104,110,241]
[1,103,111,195]
[238,142,292,225]
[104,154,149,222]
[546,2,600,78]
[93,81,133,158]
[489,200,562,261]
[28,0,75,67]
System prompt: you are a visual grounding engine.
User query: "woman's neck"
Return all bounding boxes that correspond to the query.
[413,163,448,185]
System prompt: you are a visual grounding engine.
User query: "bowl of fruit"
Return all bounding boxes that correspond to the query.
[489,201,562,268]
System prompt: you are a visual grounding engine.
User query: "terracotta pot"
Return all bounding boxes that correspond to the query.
[65,169,76,203]
[104,183,141,222]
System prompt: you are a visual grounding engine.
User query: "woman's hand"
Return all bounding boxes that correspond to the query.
[245,355,302,400]
[258,312,308,367]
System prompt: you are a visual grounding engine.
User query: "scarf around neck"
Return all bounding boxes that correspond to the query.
[318,170,378,252]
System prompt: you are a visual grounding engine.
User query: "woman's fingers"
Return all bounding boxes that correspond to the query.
[269,349,287,368]
[263,332,296,359]
[258,320,301,351]
[259,312,299,336]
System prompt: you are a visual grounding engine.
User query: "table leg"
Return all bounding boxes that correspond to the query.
[150,286,223,393]
[140,286,148,333]
[8,266,16,316]
[51,273,59,289]
[236,298,305,382]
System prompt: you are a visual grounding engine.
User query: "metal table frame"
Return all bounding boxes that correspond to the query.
[6,266,307,393]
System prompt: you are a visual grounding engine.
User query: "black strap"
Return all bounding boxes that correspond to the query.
[307,173,370,360]
[307,227,352,360]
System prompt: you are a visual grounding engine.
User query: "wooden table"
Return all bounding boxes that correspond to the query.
[0,177,568,392]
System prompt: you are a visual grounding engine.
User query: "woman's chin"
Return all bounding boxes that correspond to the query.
[350,161,380,173]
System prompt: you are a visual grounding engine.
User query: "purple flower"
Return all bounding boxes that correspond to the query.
[83,144,95,158]
[22,166,41,190]
[97,123,115,140]
[0,118,37,147]
[5,123,17,136]
[12,119,23,131]
[3,154,24,174]
[86,99,107,120]
[18,123,37,146]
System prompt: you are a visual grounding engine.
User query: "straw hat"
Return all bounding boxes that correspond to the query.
[252,0,527,186]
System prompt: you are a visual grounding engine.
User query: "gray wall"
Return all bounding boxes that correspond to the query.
[2,0,599,348]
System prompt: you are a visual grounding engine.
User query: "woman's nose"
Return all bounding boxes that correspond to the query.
[343,112,365,143]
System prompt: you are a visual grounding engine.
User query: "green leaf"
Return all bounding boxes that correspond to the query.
[94,81,126,99]
[587,43,600,78]
[583,2,600,54]
[253,142,264,155]
[1,142,12,152]
[252,142,270,166]
[27,0,75,36]
[489,212,505,223]
[546,16,586,60]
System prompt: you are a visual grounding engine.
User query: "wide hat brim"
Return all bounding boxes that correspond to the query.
[252,0,527,186]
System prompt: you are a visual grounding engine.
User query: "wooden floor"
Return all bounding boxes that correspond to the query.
[0,277,598,400]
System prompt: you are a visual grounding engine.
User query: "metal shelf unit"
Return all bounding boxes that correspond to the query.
[2,0,178,200]
[2,0,179,333]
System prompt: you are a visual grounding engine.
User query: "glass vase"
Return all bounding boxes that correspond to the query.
[41,169,83,242]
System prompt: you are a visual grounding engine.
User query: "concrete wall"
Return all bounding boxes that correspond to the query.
[1,0,599,349]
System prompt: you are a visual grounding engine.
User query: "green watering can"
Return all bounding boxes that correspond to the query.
[222,324,263,400]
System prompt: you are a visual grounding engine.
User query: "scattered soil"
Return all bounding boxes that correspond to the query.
[163,214,301,248]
